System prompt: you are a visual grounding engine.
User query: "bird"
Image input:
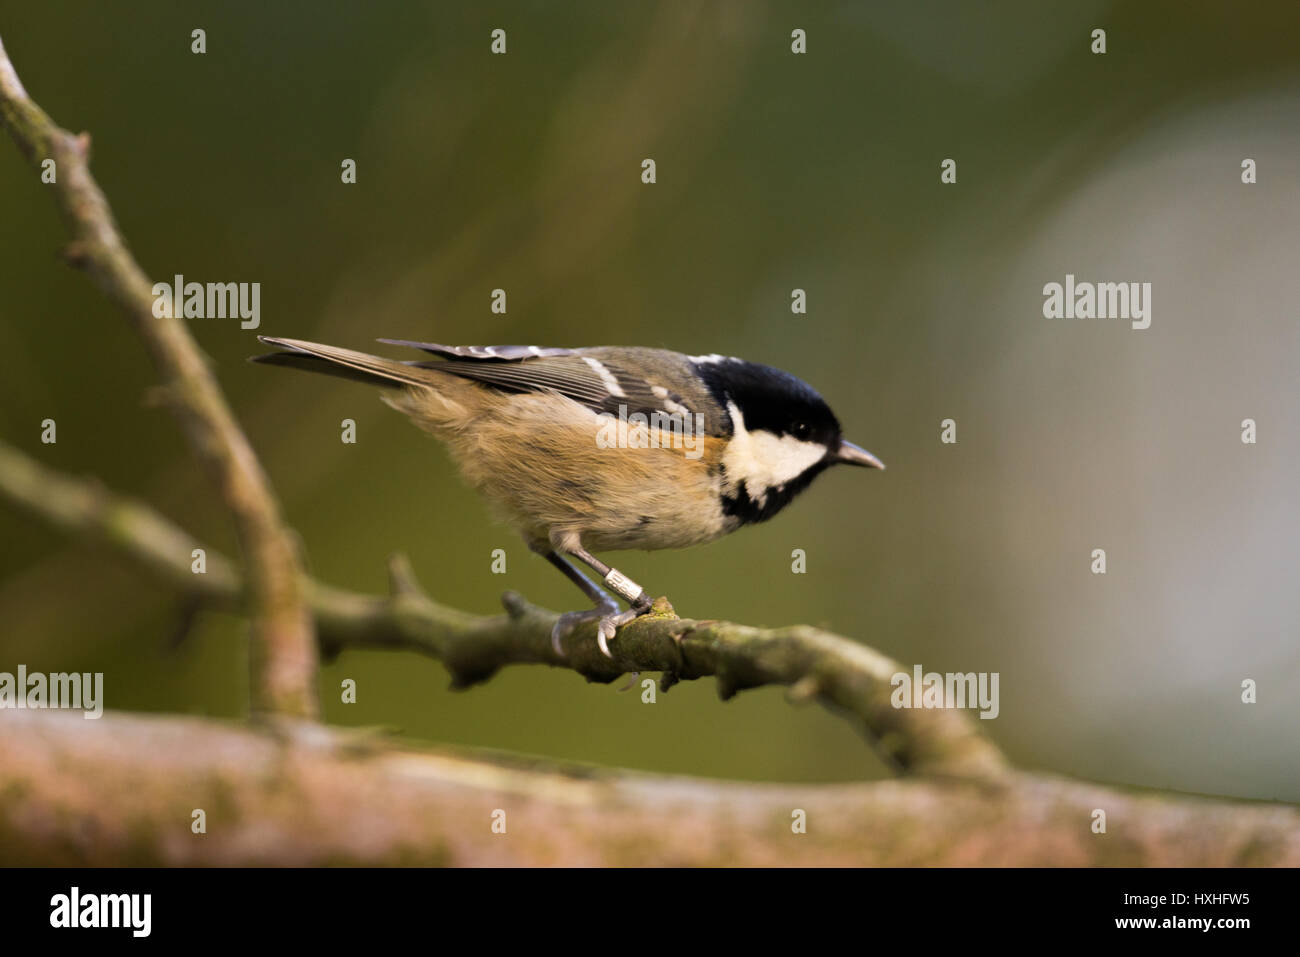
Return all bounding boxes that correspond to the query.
[252,336,884,657]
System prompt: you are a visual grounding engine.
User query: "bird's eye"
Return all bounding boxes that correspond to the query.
[791,422,811,440]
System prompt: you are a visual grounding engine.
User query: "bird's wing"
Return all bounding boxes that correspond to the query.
[380,340,706,423]
[376,339,577,361]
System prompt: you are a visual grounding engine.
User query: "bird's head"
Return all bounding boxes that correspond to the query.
[691,355,883,525]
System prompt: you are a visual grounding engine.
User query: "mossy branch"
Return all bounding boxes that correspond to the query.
[0,438,1005,779]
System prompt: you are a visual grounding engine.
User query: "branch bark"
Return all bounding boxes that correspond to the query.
[2,709,1296,866]
[0,438,1005,780]
[0,32,318,718]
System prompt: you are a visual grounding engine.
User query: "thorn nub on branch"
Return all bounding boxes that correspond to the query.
[59,240,89,266]
[787,674,821,704]
[386,552,421,597]
[500,590,529,620]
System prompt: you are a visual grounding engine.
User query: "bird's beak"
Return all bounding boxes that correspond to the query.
[834,440,885,469]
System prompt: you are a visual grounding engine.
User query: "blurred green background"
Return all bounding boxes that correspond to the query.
[2,1,1298,800]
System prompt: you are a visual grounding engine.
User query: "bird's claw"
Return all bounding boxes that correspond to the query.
[597,617,618,657]
[593,600,655,658]
[550,606,612,657]
[551,598,657,659]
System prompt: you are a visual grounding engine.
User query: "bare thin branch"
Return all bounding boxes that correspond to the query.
[0,33,318,718]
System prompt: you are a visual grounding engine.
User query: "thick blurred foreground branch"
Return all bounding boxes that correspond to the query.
[2,709,1297,866]
[0,439,1002,779]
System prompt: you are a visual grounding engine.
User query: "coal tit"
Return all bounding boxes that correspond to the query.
[254,337,884,657]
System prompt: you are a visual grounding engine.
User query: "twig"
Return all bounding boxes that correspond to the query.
[0,439,1006,779]
[0,32,318,718]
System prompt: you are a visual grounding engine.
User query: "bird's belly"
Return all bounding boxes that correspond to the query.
[446,425,730,552]
[578,488,732,552]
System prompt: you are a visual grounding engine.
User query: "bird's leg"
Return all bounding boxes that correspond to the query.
[564,544,655,658]
[529,542,618,656]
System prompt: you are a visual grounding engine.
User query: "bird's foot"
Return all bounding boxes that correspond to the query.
[551,602,617,656]
[594,597,655,658]
[551,597,655,659]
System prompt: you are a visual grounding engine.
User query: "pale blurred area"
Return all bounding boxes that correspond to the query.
[918,88,1300,799]
[0,2,1296,800]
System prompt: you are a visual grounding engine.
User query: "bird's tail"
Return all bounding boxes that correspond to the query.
[251,336,440,389]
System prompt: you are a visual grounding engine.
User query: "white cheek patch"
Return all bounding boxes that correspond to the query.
[722,400,827,495]
[747,431,829,486]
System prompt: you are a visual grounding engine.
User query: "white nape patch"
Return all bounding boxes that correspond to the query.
[582,356,625,397]
[722,400,827,500]
[690,353,734,365]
